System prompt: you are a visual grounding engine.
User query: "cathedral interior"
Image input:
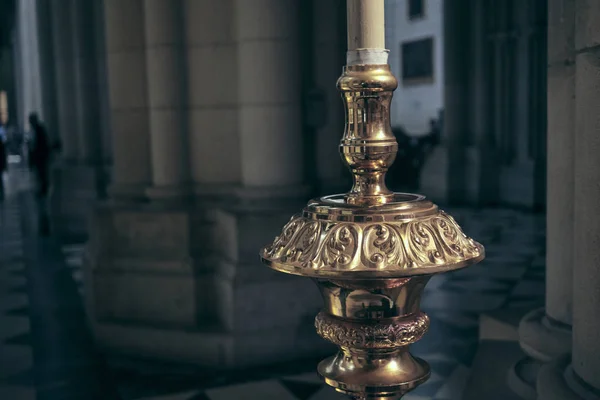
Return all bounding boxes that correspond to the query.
[0,0,598,399]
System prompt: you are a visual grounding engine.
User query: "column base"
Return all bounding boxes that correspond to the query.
[519,308,572,362]
[507,308,572,399]
[84,192,332,367]
[537,356,600,400]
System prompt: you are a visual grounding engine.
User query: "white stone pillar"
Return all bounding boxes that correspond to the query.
[144,0,189,201]
[50,0,79,161]
[236,0,304,191]
[104,0,151,200]
[518,0,573,367]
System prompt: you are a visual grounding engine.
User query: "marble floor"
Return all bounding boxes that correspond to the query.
[0,167,546,400]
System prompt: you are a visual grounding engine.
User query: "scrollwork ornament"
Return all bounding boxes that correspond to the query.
[362,224,405,269]
[435,211,481,258]
[319,224,359,268]
[404,221,445,265]
[262,212,482,272]
[285,221,321,265]
[264,215,305,259]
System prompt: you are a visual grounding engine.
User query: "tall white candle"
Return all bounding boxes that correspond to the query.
[346,0,385,50]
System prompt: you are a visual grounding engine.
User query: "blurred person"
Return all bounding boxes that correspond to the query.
[27,113,51,198]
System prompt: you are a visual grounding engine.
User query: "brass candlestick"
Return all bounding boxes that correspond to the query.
[260,56,484,399]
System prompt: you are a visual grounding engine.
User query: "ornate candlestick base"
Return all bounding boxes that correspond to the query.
[260,57,484,398]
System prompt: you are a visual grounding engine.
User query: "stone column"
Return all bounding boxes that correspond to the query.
[512,1,574,398]
[144,0,189,201]
[50,0,79,161]
[313,0,347,194]
[184,0,241,195]
[35,0,59,143]
[71,0,109,206]
[568,0,600,393]
[72,0,103,166]
[518,0,574,364]
[537,0,600,398]
[104,0,151,201]
[15,0,43,132]
[420,0,470,204]
[94,0,113,194]
[467,0,499,205]
[442,0,469,202]
[236,0,304,196]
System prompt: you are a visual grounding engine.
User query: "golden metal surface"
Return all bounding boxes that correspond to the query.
[260,57,484,399]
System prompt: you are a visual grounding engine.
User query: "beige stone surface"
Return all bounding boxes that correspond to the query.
[239,106,303,186]
[107,51,148,109]
[144,0,180,45]
[189,108,241,184]
[235,0,298,41]
[110,109,151,187]
[545,62,575,325]
[94,269,196,326]
[145,47,184,108]
[187,45,238,107]
[237,41,300,105]
[104,0,145,51]
[148,110,187,186]
[575,0,600,50]
[548,0,575,64]
[573,49,600,390]
[184,0,234,45]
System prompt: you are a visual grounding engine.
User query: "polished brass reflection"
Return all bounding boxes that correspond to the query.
[260,61,484,399]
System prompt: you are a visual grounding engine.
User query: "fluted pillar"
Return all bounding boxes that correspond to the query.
[104,0,151,201]
[517,0,574,373]
[313,0,347,193]
[570,0,600,392]
[70,0,108,204]
[183,0,240,195]
[420,0,470,204]
[50,0,79,161]
[144,0,189,201]
[236,0,304,194]
[536,0,600,398]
